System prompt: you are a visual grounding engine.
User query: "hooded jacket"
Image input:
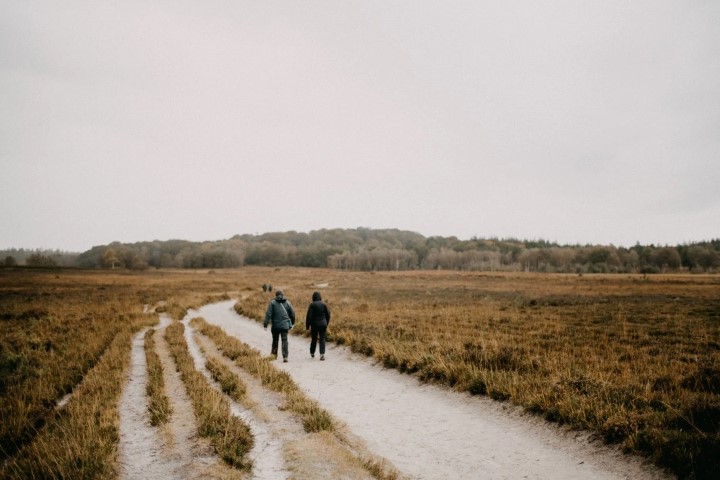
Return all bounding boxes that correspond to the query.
[264,291,295,330]
[305,291,331,329]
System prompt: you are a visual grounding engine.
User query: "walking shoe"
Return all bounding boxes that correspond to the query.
[311,353,315,358]
[320,355,325,361]
[283,357,288,363]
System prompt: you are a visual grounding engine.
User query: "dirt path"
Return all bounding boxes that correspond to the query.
[118,316,243,480]
[182,315,292,479]
[118,308,384,479]
[185,315,380,479]
[117,326,174,479]
[199,300,672,480]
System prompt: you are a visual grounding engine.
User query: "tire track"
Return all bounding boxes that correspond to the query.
[118,316,243,479]
[182,315,292,479]
[117,324,178,479]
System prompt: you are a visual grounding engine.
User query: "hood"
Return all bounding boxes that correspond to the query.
[275,290,285,301]
[312,291,322,301]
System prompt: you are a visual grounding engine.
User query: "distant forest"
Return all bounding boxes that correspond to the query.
[2,228,719,273]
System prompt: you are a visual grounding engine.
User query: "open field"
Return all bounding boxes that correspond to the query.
[0,268,255,477]
[1,267,718,478]
[237,269,720,479]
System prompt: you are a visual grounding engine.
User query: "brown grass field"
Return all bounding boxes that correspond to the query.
[1,267,718,478]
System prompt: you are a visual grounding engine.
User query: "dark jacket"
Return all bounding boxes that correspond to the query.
[305,291,331,329]
[264,292,295,330]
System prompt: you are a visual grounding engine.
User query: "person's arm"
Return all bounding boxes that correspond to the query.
[288,302,296,325]
[306,305,312,330]
[264,301,273,328]
[325,303,331,326]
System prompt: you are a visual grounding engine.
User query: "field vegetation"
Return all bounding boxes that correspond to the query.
[0,269,255,478]
[164,321,253,469]
[205,355,247,402]
[144,328,171,426]
[1,267,718,479]
[191,316,400,479]
[0,270,156,475]
[234,268,720,479]
[191,317,335,434]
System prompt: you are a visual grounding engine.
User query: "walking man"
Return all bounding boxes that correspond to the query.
[264,289,295,362]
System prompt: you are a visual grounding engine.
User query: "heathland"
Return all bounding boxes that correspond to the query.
[0,267,718,479]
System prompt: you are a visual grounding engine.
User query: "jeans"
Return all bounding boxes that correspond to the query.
[310,325,327,355]
[271,328,289,358]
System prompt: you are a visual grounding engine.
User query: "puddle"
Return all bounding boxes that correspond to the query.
[183,309,291,480]
[198,300,670,480]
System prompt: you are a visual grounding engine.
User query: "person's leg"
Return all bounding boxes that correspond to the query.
[280,329,289,359]
[310,326,318,356]
[271,328,279,356]
[318,325,327,355]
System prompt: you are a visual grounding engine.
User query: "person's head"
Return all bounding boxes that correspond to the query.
[275,290,284,300]
[312,291,321,301]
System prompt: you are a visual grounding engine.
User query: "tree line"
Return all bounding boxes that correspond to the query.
[2,228,718,273]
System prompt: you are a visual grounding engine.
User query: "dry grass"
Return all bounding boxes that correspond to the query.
[2,267,717,479]
[234,268,720,480]
[144,328,171,426]
[164,321,253,469]
[0,269,252,477]
[205,355,247,402]
[190,317,334,433]
[285,431,400,480]
[1,328,137,479]
[191,316,400,479]
[0,270,158,478]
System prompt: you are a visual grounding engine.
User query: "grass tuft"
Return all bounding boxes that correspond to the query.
[144,328,171,426]
[205,356,247,402]
[191,317,334,433]
[164,321,253,470]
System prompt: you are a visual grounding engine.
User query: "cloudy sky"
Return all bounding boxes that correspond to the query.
[1,1,718,252]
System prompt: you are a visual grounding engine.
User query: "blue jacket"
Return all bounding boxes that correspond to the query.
[264,295,295,330]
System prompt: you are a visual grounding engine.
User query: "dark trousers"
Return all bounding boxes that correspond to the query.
[310,325,327,355]
[271,328,289,358]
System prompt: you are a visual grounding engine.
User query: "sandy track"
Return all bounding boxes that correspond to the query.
[187,316,383,479]
[199,300,672,480]
[182,315,292,479]
[117,326,174,479]
[118,310,380,479]
[118,316,242,480]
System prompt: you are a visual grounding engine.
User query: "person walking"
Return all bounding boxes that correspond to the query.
[305,291,331,360]
[264,289,295,362]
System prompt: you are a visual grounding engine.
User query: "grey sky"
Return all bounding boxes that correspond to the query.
[2,1,718,252]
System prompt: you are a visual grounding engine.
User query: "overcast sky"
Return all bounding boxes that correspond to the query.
[1,1,718,252]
